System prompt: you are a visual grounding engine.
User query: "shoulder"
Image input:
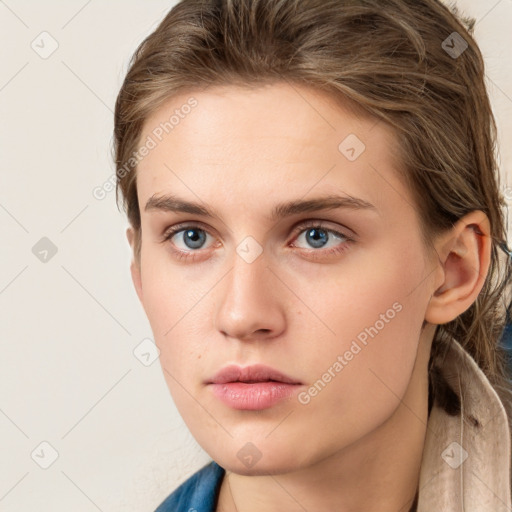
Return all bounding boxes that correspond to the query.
[418,336,512,510]
[154,461,225,512]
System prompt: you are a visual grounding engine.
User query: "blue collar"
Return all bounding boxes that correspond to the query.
[155,460,225,512]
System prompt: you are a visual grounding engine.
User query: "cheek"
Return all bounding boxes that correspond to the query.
[289,312,423,458]
[301,242,429,429]
[307,233,427,342]
[139,254,204,373]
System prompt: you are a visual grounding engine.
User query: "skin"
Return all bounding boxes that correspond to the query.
[127,82,491,511]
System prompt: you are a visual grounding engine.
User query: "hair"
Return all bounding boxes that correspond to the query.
[113,0,512,454]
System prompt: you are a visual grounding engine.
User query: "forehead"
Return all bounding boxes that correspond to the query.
[136,82,408,218]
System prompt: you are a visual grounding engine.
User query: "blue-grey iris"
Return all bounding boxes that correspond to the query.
[306,228,328,248]
[182,229,206,249]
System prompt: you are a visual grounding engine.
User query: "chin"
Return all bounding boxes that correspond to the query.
[204,439,320,477]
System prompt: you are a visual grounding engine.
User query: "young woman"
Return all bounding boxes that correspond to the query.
[113,0,512,510]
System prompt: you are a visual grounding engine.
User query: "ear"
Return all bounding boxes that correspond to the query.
[425,210,492,325]
[126,227,143,304]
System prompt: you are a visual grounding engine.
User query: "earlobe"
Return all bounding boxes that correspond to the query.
[126,227,144,304]
[425,211,491,325]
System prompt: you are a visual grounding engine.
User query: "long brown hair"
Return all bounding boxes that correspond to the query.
[113,0,512,448]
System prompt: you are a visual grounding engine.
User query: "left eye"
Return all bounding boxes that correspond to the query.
[293,226,348,250]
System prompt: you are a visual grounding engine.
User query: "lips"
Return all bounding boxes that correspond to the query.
[206,364,302,410]
[207,364,301,385]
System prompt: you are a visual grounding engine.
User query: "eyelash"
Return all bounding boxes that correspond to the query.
[160,221,355,262]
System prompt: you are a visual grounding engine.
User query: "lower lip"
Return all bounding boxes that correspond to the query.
[209,382,300,410]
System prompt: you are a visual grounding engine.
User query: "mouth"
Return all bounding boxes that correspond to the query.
[206,364,302,411]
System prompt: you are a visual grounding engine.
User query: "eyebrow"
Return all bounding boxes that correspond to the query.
[144,193,377,221]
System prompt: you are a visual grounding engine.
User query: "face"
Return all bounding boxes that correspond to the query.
[131,82,439,475]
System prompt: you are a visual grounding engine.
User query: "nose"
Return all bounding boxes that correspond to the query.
[214,250,287,342]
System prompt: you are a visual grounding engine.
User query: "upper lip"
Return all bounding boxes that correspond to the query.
[206,364,302,385]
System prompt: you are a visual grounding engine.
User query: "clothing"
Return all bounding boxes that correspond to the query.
[501,313,512,376]
[154,336,512,512]
[154,460,224,512]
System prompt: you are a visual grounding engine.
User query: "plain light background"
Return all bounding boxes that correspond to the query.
[0,1,511,511]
